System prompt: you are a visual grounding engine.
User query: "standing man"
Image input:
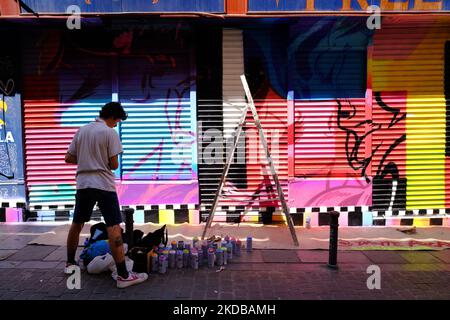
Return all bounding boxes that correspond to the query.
[64,102,148,289]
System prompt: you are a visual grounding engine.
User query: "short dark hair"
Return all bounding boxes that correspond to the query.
[99,102,128,121]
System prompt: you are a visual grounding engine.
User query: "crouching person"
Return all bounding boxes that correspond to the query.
[64,102,148,288]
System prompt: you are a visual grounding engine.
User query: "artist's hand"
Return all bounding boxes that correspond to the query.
[65,152,77,164]
[109,155,119,170]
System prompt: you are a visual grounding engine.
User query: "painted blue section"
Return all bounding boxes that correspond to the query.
[289,17,370,99]
[244,24,289,99]
[21,0,224,13]
[0,184,26,204]
[243,18,369,100]
[249,0,450,11]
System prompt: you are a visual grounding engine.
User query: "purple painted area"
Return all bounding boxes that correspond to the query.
[116,182,199,205]
[288,178,371,208]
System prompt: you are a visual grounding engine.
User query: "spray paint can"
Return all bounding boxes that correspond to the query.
[158,255,167,274]
[151,252,159,273]
[171,241,177,250]
[193,237,199,248]
[235,239,242,256]
[191,250,199,270]
[202,241,208,257]
[305,214,311,229]
[178,241,184,250]
[169,250,176,269]
[198,248,204,267]
[157,243,165,255]
[183,249,190,268]
[215,248,224,266]
[226,242,233,260]
[221,247,228,265]
[207,248,215,268]
[246,236,252,252]
[176,250,183,269]
[231,238,236,254]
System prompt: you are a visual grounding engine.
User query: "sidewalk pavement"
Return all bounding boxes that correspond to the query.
[0,223,450,300]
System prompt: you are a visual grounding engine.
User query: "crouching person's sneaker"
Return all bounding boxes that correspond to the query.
[116,272,148,289]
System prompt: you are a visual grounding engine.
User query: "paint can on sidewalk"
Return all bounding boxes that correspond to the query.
[207,248,215,268]
[158,255,167,274]
[246,236,252,252]
[183,249,190,268]
[191,250,199,270]
[235,239,242,256]
[176,250,183,269]
[151,252,158,273]
[215,248,224,266]
[169,250,176,269]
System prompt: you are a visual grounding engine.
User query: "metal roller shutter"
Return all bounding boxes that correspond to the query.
[372,16,450,211]
[22,29,113,207]
[290,18,369,177]
[118,54,195,181]
[196,26,223,220]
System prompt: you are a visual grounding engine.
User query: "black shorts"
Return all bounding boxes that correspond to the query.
[73,188,122,227]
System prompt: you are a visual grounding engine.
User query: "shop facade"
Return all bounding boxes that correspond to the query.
[0,0,449,227]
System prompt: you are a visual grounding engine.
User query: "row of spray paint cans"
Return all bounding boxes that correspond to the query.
[148,236,253,274]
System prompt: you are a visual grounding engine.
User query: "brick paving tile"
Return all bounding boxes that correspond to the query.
[0,250,18,261]
[430,250,450,264]
[0,234,450,301]
[400,252,442,264]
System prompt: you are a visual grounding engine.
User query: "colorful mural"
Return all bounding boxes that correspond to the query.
[372,17,450,216]
[0,30,25,209]
[239,16,449,226]
[2,16,450,226]
[21,25,198,212]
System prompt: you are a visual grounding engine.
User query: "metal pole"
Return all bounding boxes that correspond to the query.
[327,211,340,269]
[124,208,135,249]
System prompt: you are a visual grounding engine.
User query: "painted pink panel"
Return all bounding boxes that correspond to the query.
[116,182,199,205]
[288,178,372,208]
[6,208,23,222]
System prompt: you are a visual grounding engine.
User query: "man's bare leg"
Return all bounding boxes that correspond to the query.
[66,222,84,264]
[107,224,128,278]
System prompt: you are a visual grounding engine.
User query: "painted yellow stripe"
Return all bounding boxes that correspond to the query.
[159,209,175,224]
[407,95,446,209]
[413,219,430,227]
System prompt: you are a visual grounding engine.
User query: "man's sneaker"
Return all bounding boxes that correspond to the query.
[116,272,148,289]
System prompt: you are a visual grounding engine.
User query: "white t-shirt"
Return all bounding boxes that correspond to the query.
[67,118,123,192]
